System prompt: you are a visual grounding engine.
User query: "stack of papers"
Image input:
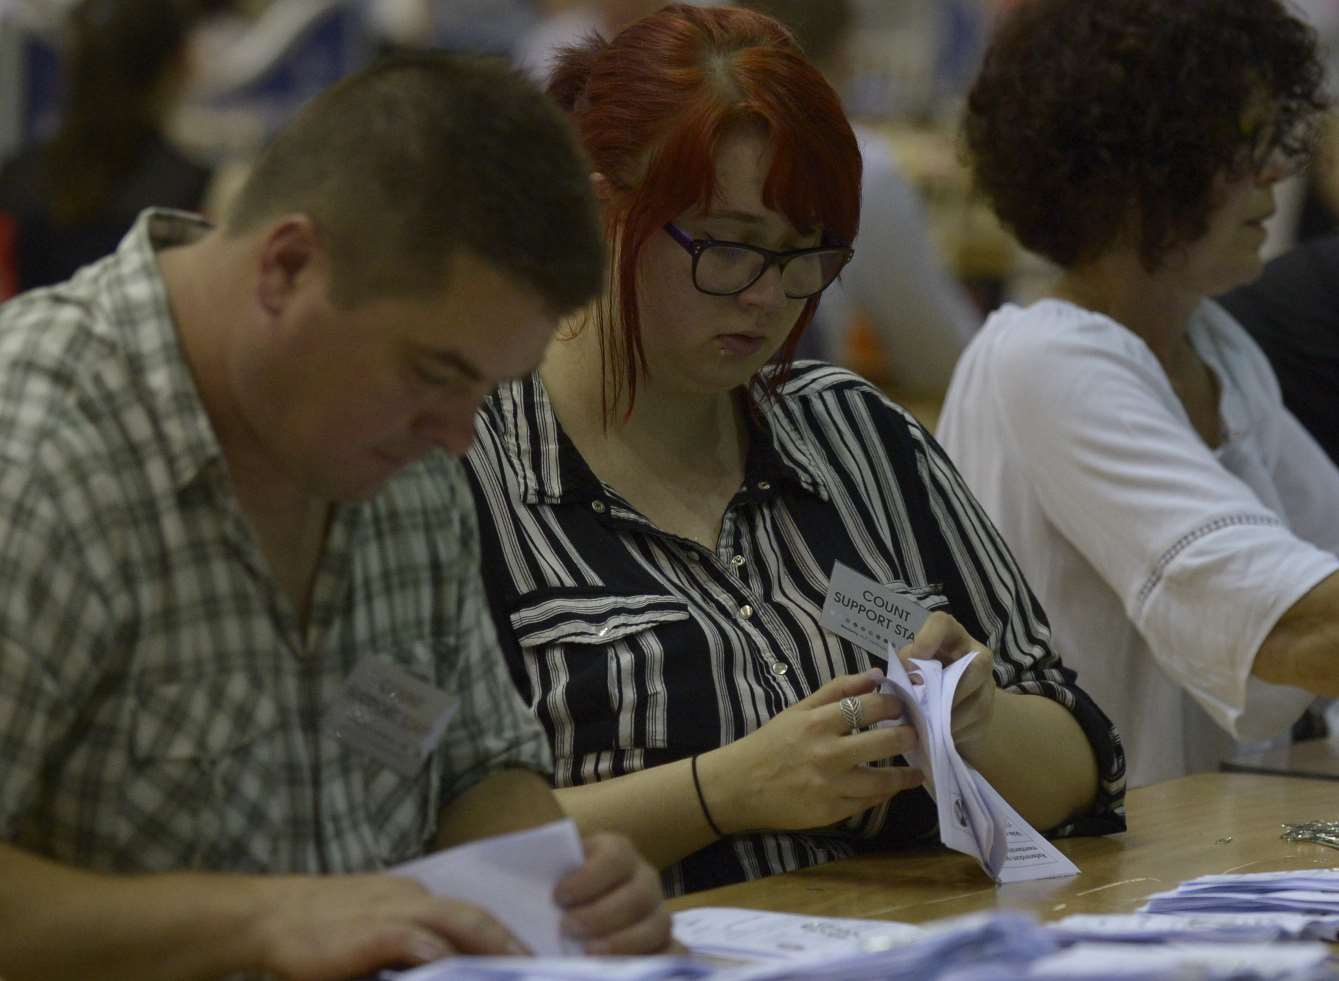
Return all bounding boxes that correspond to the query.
[715,911,1049,981]
[1142,869,1339,919]
[879,652,1079,884]
[1013,942,1334,980]
[386,907,1339,980]
[1050,911,1339,943]
[670,907,923,964]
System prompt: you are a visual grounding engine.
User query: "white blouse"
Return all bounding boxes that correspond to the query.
[937,298,1339,787]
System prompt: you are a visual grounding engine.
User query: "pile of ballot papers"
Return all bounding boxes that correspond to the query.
[1142,869,1339,918]
[384,904,1339,981]
[1049,910,1339,943]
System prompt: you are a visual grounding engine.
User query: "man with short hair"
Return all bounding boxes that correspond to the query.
[0,54,671,980]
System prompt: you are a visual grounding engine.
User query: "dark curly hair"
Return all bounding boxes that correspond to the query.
[963,0,1327,271]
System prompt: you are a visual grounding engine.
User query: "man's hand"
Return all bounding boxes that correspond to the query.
[554,833,673,955]
[252,873,526,980]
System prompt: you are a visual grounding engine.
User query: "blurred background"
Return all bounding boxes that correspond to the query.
[2,0,1337,425]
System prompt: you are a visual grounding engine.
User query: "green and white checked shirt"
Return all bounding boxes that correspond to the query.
[0,210,552,875]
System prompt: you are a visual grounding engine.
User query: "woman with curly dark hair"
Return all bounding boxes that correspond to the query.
[937,0,1339,788]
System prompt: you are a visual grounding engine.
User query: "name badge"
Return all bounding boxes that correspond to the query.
[327,657,456,777]
[819,561,929,658]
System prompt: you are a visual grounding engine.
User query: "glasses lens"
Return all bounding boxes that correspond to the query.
[695,244,766,295]
[782,250,849,299]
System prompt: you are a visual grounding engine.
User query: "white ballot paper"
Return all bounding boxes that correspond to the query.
[390,819,586,956]
[879,651,1080,884]
[671,907,924,963]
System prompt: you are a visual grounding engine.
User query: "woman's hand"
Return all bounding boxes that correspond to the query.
[896,612,998,760]
[700,670,922,834]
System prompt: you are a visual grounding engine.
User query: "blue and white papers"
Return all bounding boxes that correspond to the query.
[1141,869,1339,925]
[1050,911,1339,943]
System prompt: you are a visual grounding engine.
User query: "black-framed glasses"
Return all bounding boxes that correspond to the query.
[663,222,853,299]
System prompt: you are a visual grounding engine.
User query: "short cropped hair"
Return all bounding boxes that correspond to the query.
[963,0,1326,272]
[738,0,853,70]
[549,4,861,416]
[226,53,602,313]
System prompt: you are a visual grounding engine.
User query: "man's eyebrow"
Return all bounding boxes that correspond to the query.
[418,347,483,382]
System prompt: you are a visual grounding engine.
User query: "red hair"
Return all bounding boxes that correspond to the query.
[548,3,861,417]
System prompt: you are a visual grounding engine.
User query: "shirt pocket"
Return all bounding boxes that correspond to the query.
[354,639,445,867]
[509,591,691,754]
[884,578,950,613]
[124,671,283,872]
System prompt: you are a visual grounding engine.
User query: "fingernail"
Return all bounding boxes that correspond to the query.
[865,667,885,683]
[409,938,448,964]
[562,916,588,939]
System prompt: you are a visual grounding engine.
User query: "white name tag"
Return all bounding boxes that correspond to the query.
[819,561,929,658]
[327,657,456,777]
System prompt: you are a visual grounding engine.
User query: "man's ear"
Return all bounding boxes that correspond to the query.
[255,215,322,317]
[590,172,616,205]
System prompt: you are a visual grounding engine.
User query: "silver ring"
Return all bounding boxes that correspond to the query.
[839,695,864,734]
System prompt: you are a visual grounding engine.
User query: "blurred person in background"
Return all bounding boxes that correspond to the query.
[742,0,979,400]
[1220,234,1339,468]
[514,0,682,82]
[939,0,1339,788]
[0,0,212,297]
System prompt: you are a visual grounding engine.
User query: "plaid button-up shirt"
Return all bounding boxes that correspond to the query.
[0,209,551,875]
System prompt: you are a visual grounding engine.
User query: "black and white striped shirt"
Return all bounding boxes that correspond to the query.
[465,362,1125,895]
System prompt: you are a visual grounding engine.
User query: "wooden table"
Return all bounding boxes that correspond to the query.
[1223,737,1339,782]
[667,773,1339,923]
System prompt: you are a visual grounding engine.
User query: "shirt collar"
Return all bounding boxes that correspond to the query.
[493,372,830,506]
[105,208,225,492]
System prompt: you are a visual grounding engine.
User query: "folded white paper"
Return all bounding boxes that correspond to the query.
[389,819,586,956]
[879,651,1079,884]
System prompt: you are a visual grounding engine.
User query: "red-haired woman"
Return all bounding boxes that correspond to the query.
[465,4,1125,895]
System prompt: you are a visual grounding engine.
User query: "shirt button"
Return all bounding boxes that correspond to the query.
[739,604,754,619]
[591,500,606,513]
[770,661,789,676]
[756,481,772,492]
[731,555,745,568]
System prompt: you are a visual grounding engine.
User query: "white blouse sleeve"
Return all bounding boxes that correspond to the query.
[990,312,1338,738]
[1266,400,1339,557]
